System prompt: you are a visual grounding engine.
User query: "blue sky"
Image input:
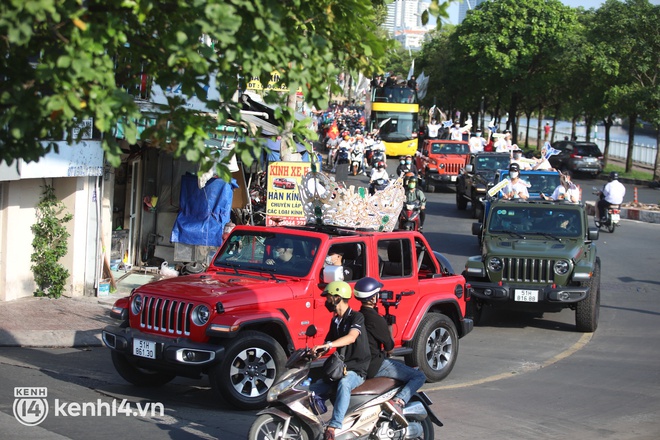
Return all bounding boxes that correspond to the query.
[447,0,660,24]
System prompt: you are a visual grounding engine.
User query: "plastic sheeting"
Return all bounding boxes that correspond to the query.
[171,174,237,246]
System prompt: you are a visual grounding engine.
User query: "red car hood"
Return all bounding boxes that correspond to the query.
[133,272,299,306]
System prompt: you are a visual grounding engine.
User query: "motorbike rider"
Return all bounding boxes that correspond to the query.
[370,135,386,168]
[395,155,418,177]
[310,281,371,440]
[370,160,389,183]
[402,175,426,230]
[354,277,426,426]
[597,171,626,223]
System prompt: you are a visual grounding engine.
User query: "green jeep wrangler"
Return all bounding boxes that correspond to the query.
[465,198,601,332]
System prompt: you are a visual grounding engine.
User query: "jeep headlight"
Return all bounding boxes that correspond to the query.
[488,257,503,271]
[554,260,570,275]
[192,305,210,326]
[131,294,143,315]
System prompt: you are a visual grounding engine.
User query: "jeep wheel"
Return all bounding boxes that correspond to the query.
[405,313,458,382]
[576,258,600,332]
[456,191,467,210]
[110,351,175,387]
[471,197,483,220]
[210,331,286,410]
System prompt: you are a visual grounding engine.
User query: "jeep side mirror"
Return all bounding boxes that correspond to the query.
[587,226,599,241]
[472,222,483,236]
[322,265,345,283]
[465,164,473,173]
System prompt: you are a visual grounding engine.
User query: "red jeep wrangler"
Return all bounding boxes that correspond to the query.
[416,139,471,192]
[103,225,472,409]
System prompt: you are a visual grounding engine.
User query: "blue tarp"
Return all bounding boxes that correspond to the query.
[171,174,237,246]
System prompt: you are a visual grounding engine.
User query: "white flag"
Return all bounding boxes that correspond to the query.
[407,59,415,81]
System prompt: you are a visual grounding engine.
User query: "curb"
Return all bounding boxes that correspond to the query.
[584,201,660,224]
[0,329,104,348]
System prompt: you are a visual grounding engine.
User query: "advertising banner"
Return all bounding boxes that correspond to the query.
[266,162,310,226]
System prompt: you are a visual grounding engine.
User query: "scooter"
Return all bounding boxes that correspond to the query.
[248,326,442,440]
[369,177,389,195]
[350,148,364,176]
[334,146,350,172]
[398,200,421,231]
[372,149,386,168]
[593,188,620,233]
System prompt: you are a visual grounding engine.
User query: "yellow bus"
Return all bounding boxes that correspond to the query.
[366,86,419,157]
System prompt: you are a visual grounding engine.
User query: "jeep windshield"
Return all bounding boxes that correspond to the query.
[488,206,582,238]
[475,155,510,172]
[430,142,469,154]
[212,232,320,277]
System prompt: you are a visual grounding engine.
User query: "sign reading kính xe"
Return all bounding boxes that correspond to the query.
[266,162,310,226]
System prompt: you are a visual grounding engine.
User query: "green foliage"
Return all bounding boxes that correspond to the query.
[30,185,73,299]
[0,0,388,174]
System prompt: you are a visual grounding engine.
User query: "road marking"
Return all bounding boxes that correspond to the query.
[424,332,593,391]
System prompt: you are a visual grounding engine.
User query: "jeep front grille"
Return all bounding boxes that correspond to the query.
[502,258,555,283]
[442,163,462,175]
[138,296,193,336]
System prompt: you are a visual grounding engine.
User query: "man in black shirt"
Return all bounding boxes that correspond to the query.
[354,277,426,424]
[310,281,371,440]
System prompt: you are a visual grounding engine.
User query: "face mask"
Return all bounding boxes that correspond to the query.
[324,297,339,313]
[325,256,334,265]
[273,249,282,259]
[406,160,411,164]
[408,183,416,189]
[400,160,405,165]
[510,171,519,179]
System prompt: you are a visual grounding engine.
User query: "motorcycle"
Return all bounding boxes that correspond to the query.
[372,149,386,168]
[369,178,389,195]
[593,188,620,233]
[350,148,364,176]
[334,146,350,172]
[248,326,442,440]
[398,200,421,231]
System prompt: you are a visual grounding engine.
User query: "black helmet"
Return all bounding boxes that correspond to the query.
[509,163,520,173]
[609,171,619,180]
[354,277,383,301]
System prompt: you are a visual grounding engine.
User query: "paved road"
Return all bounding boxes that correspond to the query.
[0,165,658,439]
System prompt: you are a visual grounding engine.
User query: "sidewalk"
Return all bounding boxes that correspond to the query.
[0,271,156,348]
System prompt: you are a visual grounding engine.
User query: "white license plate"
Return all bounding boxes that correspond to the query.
[611,213,620,222]
[133,338,156,359]
[514,289,539,302]
[451,175,457,182]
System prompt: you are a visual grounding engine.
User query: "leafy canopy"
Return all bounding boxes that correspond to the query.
[0,0,388,175]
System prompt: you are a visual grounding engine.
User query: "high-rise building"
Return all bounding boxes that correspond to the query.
[458,0,489,24]
[383,0,433,51]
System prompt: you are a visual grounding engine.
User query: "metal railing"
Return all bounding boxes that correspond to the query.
[553,130,656,166]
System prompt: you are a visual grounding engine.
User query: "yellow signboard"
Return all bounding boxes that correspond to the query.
[246,71,303,94]
[266,162,311,226]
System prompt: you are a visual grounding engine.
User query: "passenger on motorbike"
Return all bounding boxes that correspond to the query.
[403,176,426,230]
[355,277,426,425]
[310,281,371,440]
